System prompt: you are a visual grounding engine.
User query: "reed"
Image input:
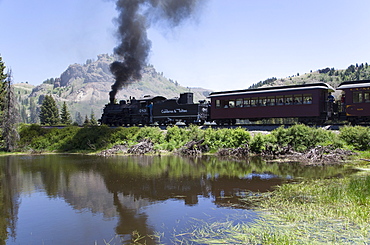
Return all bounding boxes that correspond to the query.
[185,174,370,244]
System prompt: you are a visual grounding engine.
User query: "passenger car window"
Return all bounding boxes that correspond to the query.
[243,99,250,107]
[236,99,243,107]
[284,96,293,105]
[276,96,284,105]
[294,94,303,104]
[353,92,363,103]
[364,92,370,103]
[259,97,267,106]
[267,96,275,106]
[250,97,258,107]
[303,94,312,104]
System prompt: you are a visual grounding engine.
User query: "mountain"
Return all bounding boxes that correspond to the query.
[14,54,212,124]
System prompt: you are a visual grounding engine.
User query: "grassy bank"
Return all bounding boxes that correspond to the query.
[13,124,370,155]
[184,173,370,244]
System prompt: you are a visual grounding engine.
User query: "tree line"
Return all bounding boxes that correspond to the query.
[39,95,98,126]
[0,55,99,151]
[249,63,370,90]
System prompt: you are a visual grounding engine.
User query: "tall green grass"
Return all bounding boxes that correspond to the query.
[186,174,370,244]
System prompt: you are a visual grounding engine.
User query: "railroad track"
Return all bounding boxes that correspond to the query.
[41,123,368,131]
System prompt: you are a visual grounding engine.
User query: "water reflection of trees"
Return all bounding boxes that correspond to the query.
[0,154,356,244]
[0,157,22,245]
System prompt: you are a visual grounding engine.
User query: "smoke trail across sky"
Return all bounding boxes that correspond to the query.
[109,0,204,103]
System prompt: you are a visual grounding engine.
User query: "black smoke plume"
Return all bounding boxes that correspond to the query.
[109,0,203,104]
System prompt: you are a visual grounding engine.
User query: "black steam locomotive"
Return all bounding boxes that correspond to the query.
[100,92,209,126]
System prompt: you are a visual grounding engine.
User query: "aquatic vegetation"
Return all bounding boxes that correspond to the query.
[185,174,370,244]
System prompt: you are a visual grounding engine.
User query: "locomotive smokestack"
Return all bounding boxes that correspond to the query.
[109,0,204,103]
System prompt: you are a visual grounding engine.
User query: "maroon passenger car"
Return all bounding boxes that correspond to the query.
[208,83,335,124]
[337,80,370,123]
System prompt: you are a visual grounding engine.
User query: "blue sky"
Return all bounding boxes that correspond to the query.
[1,0,370,91]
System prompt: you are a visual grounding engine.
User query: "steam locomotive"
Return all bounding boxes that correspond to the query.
[100,92,209,126]
[100,80,370,126]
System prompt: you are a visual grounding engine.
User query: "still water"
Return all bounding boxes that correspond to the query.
[0,154,355,244]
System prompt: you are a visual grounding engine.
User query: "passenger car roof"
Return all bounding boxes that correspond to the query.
[337,80,370,90]
[209,82,334,97]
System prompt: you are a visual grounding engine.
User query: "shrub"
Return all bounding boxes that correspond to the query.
[250,133,276,153]
[66,125,113,151]
[187,125,205,141]
[162,126,191,150]
[110,127,140,145]
[271,124,335,152]
[203,127,250,152]
[339,126,370,150]
[18,124,50,149]
[133,126,164,144]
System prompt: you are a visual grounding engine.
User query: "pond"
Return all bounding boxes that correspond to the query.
[0,154,356,244]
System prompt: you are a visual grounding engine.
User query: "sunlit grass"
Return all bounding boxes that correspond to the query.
[183,174,370,244]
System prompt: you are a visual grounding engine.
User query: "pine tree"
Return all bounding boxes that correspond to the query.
[90,110,98,126]
[75,111,83,126]
[1,69,20,151]
[29,98,39,124]
[83,115,90,126]
[0,56,7,110]
[20,107,28,123]
[60,102,72,125]
[39,95,60,125]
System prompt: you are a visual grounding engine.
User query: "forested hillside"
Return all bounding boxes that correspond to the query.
[249,63,370,90]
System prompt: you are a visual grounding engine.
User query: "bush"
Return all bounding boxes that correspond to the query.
[250,133,276,153]
[110,127,140,145]
[161,126,191,151]
[62,125,113,151]
[271,124,335,152]
[133,126,164,144]
[18,124,50,149]
[203,127,251,152]
[339,126,370,150]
